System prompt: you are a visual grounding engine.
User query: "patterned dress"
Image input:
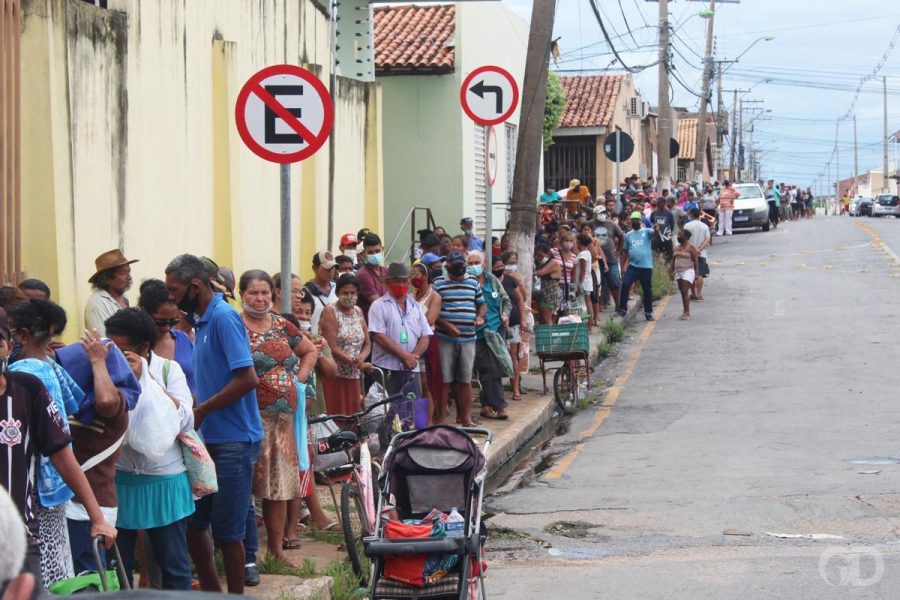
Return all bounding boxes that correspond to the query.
[321,304,366,417]
[248,315,303,501]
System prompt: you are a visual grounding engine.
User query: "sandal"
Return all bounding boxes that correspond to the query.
[282,538,302,550]
[480,407,500,419]
[312,521,339,532]
[496,409,510,420]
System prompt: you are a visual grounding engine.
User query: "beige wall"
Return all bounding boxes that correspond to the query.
[20,0,382,341]
[596,76,649,192]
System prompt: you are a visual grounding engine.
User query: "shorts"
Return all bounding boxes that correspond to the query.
[507,324,521,345]
[602,262,622,290]
[676,268,696,284]
[438,339,476,384]
[698,257,710,278]
[190,440,261,544]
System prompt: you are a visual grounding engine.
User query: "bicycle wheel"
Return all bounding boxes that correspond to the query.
[341,483,370,586]
[553,363,577,413]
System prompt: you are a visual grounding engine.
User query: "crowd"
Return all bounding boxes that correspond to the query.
[0,175,725,596]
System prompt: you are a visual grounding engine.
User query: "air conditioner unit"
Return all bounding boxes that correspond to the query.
[640,101,650,119]
[627,96,641,118]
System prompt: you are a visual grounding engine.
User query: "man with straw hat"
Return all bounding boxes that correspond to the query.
[84,249,139,335]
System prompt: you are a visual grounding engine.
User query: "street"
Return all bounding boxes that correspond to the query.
[487,216,900,599]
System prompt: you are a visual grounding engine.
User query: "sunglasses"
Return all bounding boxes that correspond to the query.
[154,318,181,327]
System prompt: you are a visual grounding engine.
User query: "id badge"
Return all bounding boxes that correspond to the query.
[400,329,409,344]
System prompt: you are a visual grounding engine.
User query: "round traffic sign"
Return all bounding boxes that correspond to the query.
[603,131,634,162]
[460,65,520,126]
[486,126,498,186]
[235,64,334,164]
[670,138,680,159]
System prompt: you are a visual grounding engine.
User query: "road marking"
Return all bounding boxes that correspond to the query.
[855,222,900,266]
[774,300,786,317]
[544,295,672,480]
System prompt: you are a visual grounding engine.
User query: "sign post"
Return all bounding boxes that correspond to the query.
[461,66,519,247]
[235,65,334,312]
[603,131,635,212]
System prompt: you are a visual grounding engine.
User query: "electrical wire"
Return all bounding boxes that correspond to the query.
[616,0,639,46]
[586,0,661,74]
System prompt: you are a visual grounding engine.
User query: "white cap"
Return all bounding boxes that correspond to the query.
[593,205,607,215]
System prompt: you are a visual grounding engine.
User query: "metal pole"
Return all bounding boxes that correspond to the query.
[280,163,292,314]
[737,97,743,181]
[853,114,859,196]
[615,129,621,208]
[716,62,724,180]
[484,125,492,250]
[884,76,890,192]
[728,89,737,179]
[693,0,715,182]
[656,0,671,192]
[836,125,841,208]
[327,0,339,249]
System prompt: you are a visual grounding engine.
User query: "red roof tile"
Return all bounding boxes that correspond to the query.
[557,75,623,128]
[374,4,455,74]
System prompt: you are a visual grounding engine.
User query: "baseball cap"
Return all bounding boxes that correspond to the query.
[629,211,643,220]
[593,205,607,215]
[339,233,358,247]
[313,250,337,269]
[421,252,445,266]
[446,251,467,266]
[460,217,474,227]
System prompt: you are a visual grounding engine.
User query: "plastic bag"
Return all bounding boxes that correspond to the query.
[310,416,346,473]
[126,358,179,462]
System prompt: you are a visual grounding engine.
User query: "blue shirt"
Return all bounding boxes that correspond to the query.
[625,228,654,269]
[193,293,262,444]
[433,275,484,343]
[540,192,562,203]
[465,234,485,252]
[171,329,195,395]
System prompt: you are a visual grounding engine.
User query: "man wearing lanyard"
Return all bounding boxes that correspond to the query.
[367,263,433,398]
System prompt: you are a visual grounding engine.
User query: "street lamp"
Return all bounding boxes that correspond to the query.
[734,36,775,62]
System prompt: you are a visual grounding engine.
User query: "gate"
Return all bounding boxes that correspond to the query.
[543,135,596,195]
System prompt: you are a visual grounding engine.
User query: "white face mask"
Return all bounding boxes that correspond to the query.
[242,301,273,318]
[505,264,518,272]
[343,248,357,261]
[296,320,312,332]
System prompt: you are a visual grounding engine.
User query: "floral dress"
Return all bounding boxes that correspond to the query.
[248,315,303,501]
[322,304,366,417]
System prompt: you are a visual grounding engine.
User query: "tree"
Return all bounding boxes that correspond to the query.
[543,72,566,150]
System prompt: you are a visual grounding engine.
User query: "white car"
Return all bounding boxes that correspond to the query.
[871,194,900,218]
[731,182,771,231]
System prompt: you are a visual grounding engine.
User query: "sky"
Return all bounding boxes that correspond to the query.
[504,0,900,192]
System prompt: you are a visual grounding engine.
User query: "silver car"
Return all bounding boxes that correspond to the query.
[731,182,771,231]
[871,194,900,218]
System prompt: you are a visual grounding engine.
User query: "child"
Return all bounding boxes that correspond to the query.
[673,230,700,320]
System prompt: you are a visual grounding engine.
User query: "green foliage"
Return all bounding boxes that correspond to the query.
[322,561,368,600]
[258,556,318,578]
[596,340,616,359]
[600,319,625,344]
[543,72,566,150]
[652,254,675,300]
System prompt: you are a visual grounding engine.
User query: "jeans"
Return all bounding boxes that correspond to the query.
[619,266,654,317]
[68,518,105,575]
[190,440,261,544]
[244,499,258,565]
[117,518,191,590]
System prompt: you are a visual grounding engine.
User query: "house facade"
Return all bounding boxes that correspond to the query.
[674,111,718,183]
[375,2,529,259]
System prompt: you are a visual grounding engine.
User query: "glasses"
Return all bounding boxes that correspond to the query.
[154,318,181,328]
[291,287,308,298]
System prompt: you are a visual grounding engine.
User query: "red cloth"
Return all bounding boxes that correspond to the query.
[383,520,432,587]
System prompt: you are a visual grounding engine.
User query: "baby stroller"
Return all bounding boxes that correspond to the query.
[364,425,493,599]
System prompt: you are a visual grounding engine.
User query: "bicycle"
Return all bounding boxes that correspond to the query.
[308,391,410,586]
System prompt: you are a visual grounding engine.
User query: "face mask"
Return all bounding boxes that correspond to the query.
[463,228,474,236]
[447,264,466,277]
[492,269,505,278]
[505,264,518,272]
[466,264,483,277]
[177,285,200,315]
[562,241,575,251]
[0,355,7,377]
[631,222,642,231]
[596,214,606,222]
[410,277,425,289]
[296,320,312,333]
[389,283,409,299]
[242,301,272,319]
[338,294,358,308]
[344,249,357,261]
[366,252,383,266]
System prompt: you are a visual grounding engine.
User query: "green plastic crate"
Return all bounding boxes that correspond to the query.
[534,323,589,354]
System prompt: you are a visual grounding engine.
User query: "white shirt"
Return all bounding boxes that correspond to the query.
[576,250,593,292]
[684,220,711,259]
[307,281,338,334]
[84,289,127,335]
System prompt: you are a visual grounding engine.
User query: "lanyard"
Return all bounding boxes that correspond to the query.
[393,298,409,345]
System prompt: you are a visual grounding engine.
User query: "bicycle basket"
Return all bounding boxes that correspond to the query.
[534,323,589,354]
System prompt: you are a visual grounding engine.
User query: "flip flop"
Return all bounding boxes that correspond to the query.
[496,409,510,420]
[282,538,302,550]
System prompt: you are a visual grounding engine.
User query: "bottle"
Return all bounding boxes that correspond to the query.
[446,507,465,538]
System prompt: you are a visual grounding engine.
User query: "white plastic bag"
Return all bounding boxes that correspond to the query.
[127,358,180,462]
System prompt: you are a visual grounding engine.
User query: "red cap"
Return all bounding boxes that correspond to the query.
[339,233,359,247]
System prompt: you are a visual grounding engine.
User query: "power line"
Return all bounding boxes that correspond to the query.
[586,0,661,74]
[616,0,639,46]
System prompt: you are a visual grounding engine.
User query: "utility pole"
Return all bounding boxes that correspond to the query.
[657,0,671,192]
[728,89,737,179]
[737,97,743,181]
[884,76,890,192]
[693,0,715,182]
[853,114,859,197]
[836,126,841,206]
[716,62,724,180]
[747,123,753,181]
[508,0,556,305]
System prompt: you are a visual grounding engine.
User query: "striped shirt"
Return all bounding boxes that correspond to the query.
[433,274,484,342]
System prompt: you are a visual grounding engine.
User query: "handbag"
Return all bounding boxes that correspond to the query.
[161,360,218,499]
[483,330,514,378]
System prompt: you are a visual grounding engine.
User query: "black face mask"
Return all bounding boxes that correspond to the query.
[631,222,642,231]
[177,284,201,316]
[447,264,466,277]
[492,269,505,279]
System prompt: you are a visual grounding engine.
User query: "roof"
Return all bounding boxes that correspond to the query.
[676,116,716,160]
[557,75,623,128]
[373,4,455,74]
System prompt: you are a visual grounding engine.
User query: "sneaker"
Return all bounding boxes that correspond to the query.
[645,314,655,321]
[244,564,260,587]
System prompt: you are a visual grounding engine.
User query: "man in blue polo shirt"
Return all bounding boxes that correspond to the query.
[433,251,485,427]
[617,212,660,321]
[165,254,260,595]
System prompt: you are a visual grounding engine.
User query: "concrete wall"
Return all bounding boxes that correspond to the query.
[20,0,382,341]
[380,0,528,258]
[598,76,646,192]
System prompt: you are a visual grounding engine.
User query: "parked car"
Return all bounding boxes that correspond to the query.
[848,197,864,216]
[871,194,900,218]
[856,197,875,217]
[731,182,771,231]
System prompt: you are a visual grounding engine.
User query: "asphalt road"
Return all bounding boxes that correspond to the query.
[486,215,900,599]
